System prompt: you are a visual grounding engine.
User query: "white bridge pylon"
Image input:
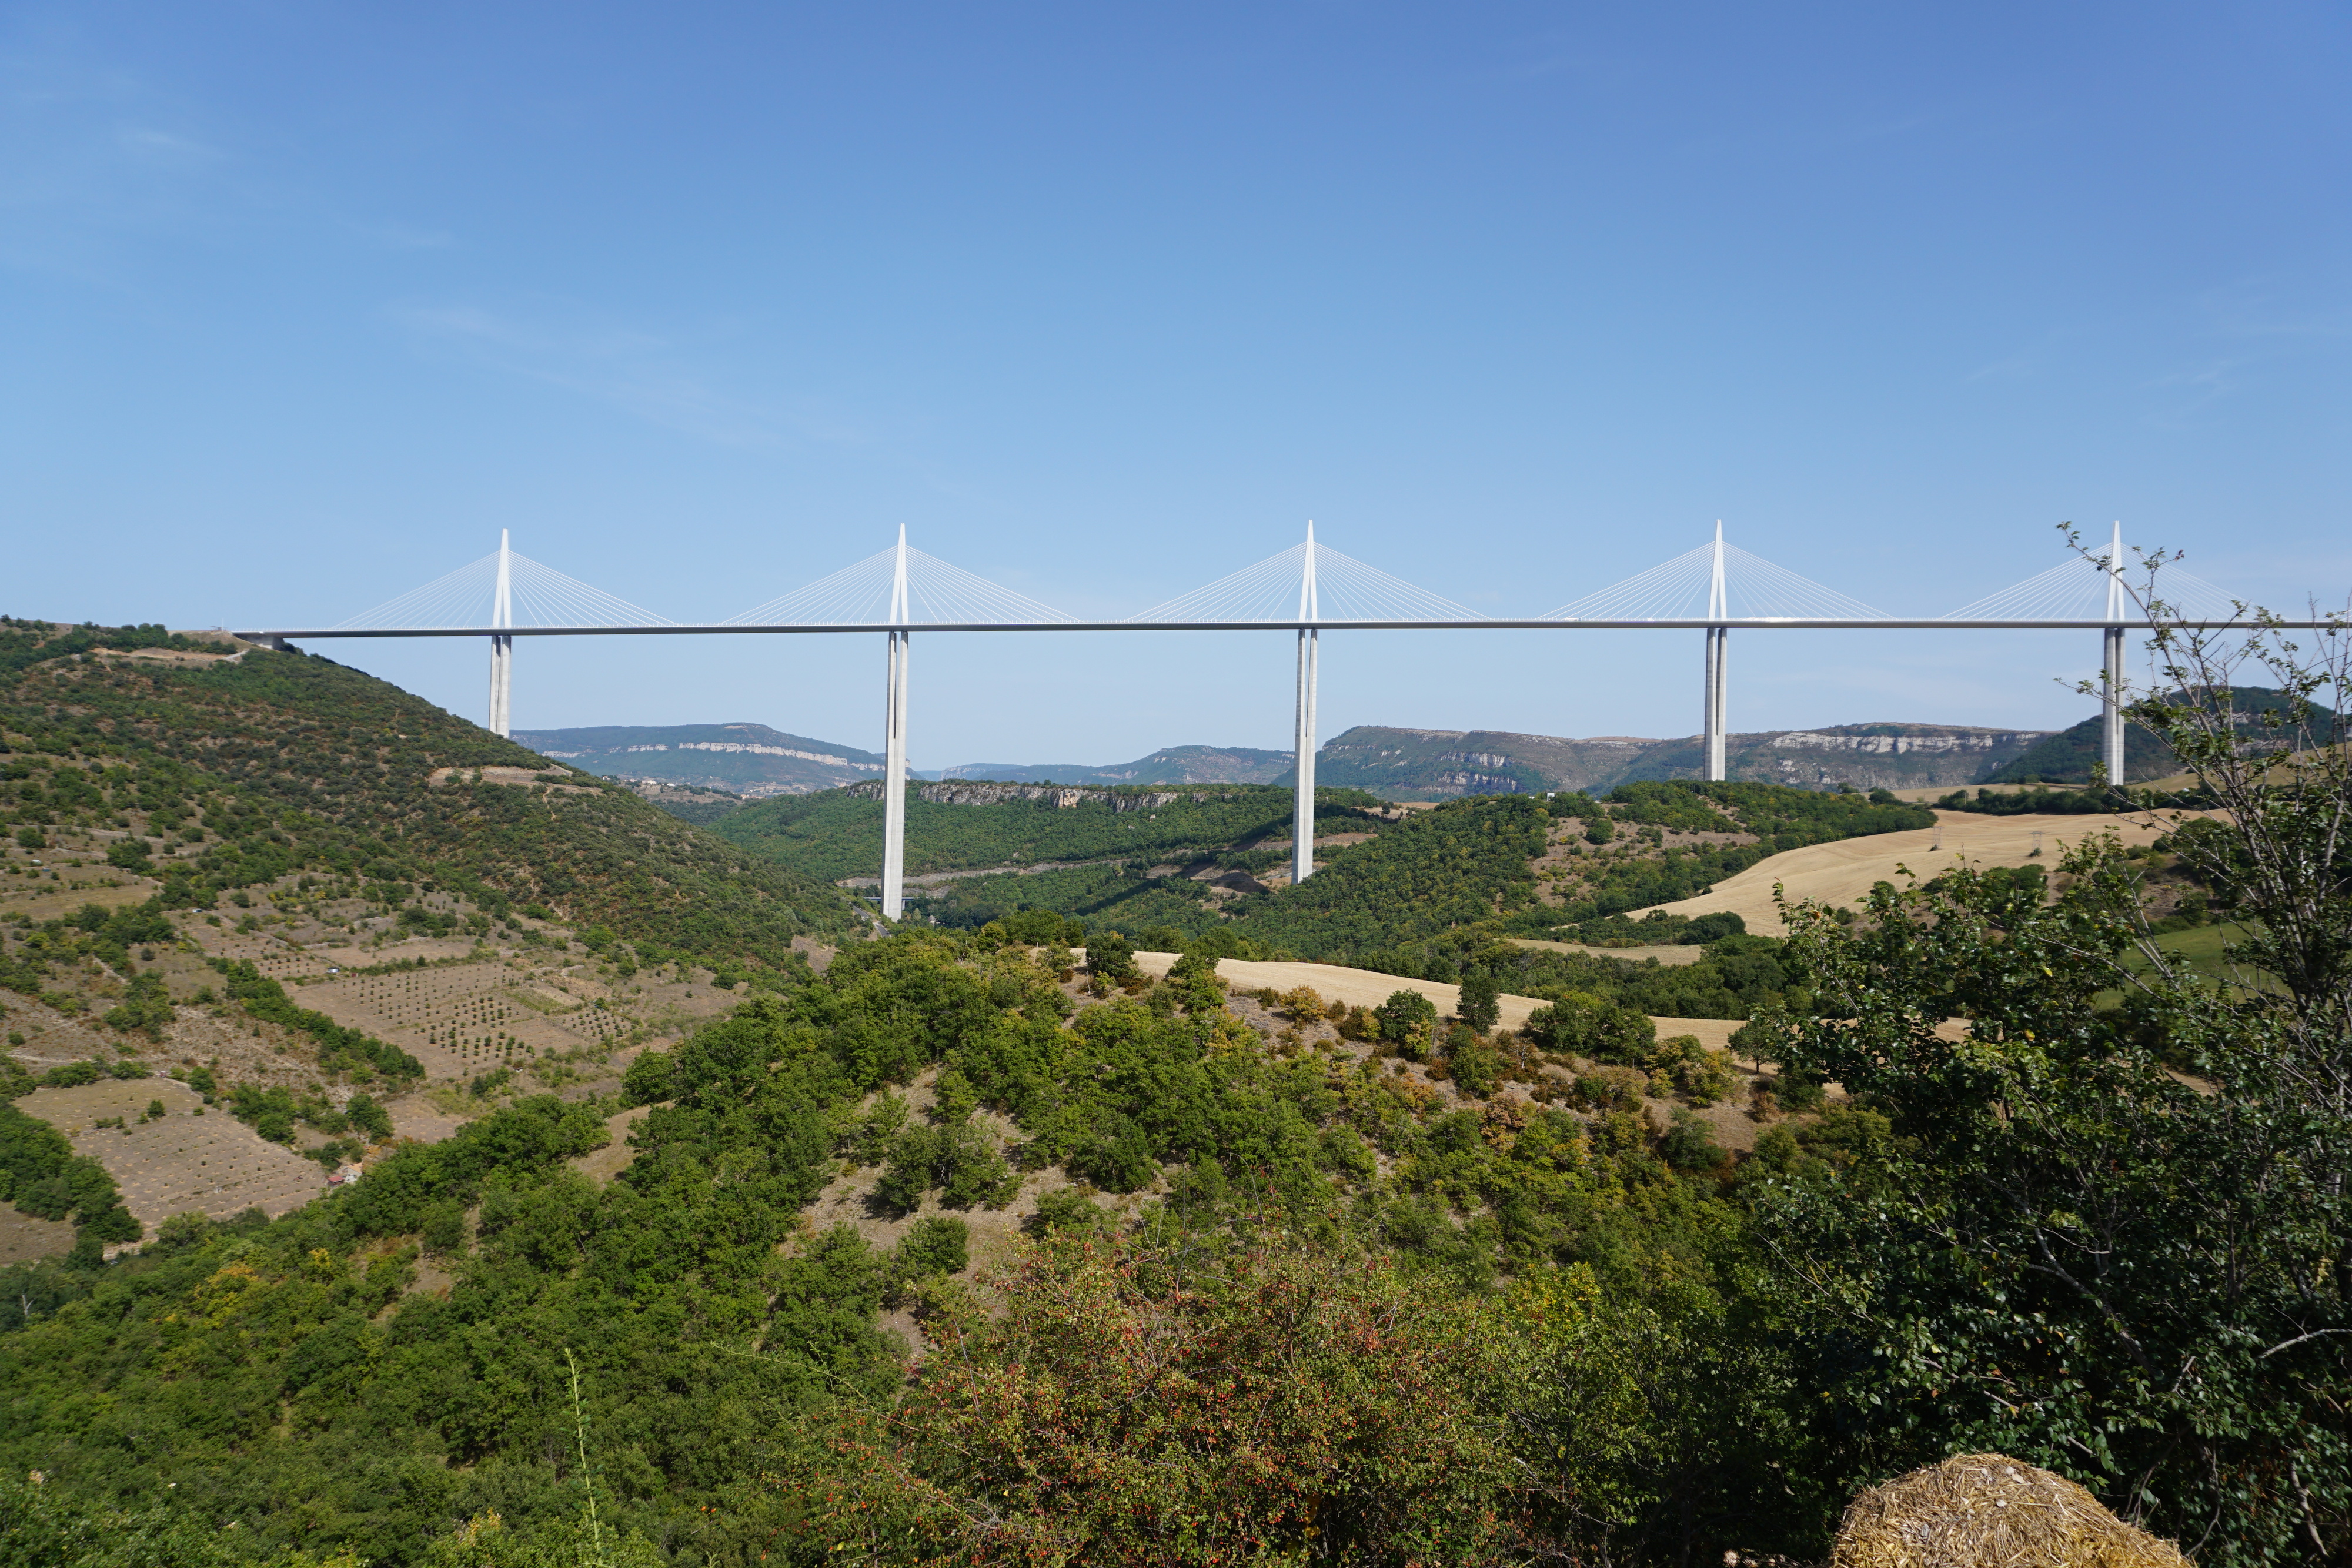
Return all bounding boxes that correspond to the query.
[332,532,677,740]
[726,530,1076,921]
[1132,525,1481,887]
[1541,524,1889,781]
[1940,523,2242,787]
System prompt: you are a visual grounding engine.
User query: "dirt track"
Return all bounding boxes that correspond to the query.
[1635,808,2181,934]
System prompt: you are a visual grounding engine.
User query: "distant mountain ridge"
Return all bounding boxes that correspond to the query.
[525,718,2059,803]
[931,745,1294,786]
[524,725,1295,795]
[1314,721,2056,797]
[511,723,889,797]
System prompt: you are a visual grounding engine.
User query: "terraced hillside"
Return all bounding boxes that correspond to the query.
[0,621,861,1269]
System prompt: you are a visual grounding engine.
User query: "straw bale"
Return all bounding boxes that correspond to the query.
[1833,1453,2189,1568]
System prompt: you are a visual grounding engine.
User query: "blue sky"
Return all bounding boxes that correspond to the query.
[5,2,2347,767]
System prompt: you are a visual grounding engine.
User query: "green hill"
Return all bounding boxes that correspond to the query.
[1983,686,2336,785]
[711,779,1385,885]
[764,778,1931,971]
[0,631,2297,1563]
[0,630,858,965]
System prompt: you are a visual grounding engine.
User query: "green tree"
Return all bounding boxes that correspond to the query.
[1748,581,2352,1560]
[345,1093,393,1141]
[894,1214,970,1278]
[106,836,155,873]
[1457,969,1501,1032]
[1375,988,1438,1060]
[1087,930,1137,980]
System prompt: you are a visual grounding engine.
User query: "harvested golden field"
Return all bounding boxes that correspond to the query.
[1637,808,2181,934]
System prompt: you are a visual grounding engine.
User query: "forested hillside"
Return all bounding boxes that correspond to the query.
[1984,685,2336,784]
[899,782,1931,973]
[0,628,857,964]
[7,823,2343,1564]
[0,931,1832,1564]
[713,780,1385,884]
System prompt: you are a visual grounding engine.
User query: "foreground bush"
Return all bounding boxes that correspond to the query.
[780,1233,1524,1565]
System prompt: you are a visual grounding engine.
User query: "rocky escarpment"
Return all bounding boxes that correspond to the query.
[1317,722,2057,798]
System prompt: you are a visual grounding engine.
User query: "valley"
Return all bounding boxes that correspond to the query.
[0,617,2318,1565]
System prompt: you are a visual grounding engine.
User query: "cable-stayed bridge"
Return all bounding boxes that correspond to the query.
[245,520,2313,920]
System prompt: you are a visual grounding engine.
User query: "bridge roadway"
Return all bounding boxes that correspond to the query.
[236,618,2323,637]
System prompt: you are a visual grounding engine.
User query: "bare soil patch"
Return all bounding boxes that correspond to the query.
[569,1105,651,1185]
[427,766,597,793]
[20,1077,326,1231]
[0,1210,75,1263]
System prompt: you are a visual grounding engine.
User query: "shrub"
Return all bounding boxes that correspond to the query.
[1274,985,1328,1023]
[1025,1186,1110,1238]
[896,1214,970,1278]
[1448,1037,1504,1099]
[1574,1065,1648,1114]
[779,1235,1525,1565]
[1659,1108,1725,1171]
[1646,1035,1740,1106]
